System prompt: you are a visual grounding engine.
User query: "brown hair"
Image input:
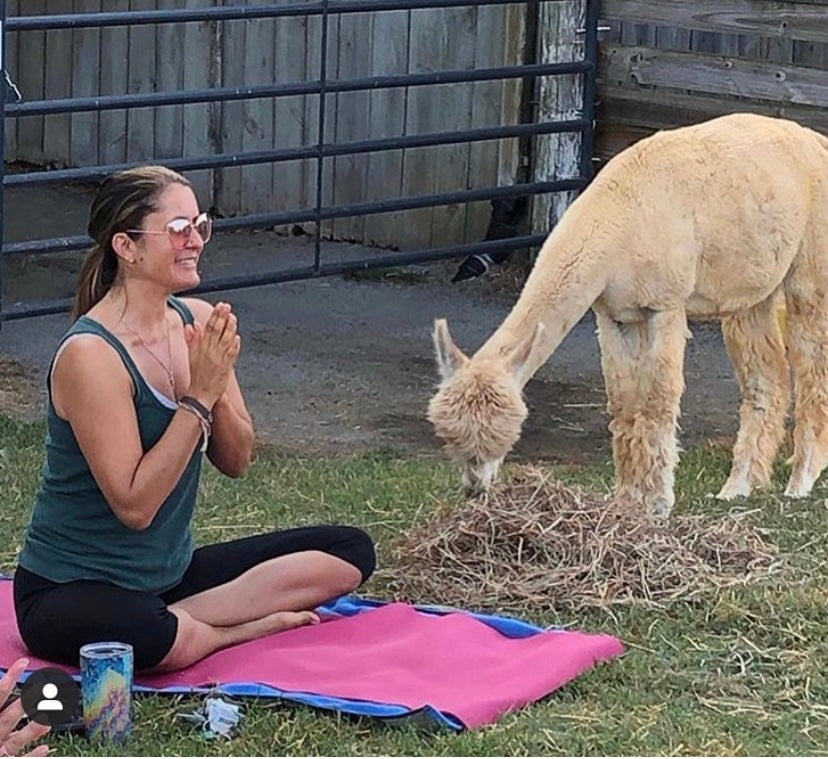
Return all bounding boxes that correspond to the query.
[72,165,193,319]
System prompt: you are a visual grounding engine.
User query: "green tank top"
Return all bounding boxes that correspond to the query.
[18,297,202,593]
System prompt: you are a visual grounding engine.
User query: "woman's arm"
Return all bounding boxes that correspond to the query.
[180,297,255,477]
[52,337,206,530]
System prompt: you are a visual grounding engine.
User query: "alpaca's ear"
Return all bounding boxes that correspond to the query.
[506,321,545,385]
[432,318,468,380]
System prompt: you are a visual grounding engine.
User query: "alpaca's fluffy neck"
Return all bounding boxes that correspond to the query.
[475,204,611,382]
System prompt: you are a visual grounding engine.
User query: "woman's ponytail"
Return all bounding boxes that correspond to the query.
[71,243,116,320]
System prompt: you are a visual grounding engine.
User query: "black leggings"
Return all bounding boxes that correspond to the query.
[14,525,375,671]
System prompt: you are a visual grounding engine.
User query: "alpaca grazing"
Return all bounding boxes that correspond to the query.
[427,113,828,519]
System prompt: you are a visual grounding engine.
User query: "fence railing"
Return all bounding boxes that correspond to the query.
[0,0,599,325]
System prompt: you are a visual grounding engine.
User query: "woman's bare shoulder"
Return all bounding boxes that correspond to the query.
[52,333,132,397]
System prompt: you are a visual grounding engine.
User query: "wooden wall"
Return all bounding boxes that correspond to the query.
[13,2,823,250]
[4,1,528,249]
[596,0,828,168]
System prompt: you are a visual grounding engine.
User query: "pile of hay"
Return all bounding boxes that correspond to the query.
[380,466,781,612]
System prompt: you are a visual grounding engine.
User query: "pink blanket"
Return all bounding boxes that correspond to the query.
[0,582,623,728]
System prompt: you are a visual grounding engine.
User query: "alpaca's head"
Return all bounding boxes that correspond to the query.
[426,318,545,494]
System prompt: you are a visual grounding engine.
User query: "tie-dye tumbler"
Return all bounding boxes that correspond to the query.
[79,642,134,742]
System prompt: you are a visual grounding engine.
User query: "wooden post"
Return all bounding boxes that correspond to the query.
[531,0,587,237]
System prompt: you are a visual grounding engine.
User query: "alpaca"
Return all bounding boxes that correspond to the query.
[427,113,828,519]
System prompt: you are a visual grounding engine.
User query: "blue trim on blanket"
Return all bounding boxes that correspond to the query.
[0,576,555,731]
[322,595,560,639]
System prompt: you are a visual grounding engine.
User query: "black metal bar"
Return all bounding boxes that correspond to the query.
[3,180,582,256]
[314,0,330,274]
[5,119,588,188]
[7,2,321,30]
[579,0,599,182]
[222,179,583,230]
[7,60,591,117]
[0,234,546,322]
[0,0,5,332]
[190,234,548,294]
[7,0,571,31]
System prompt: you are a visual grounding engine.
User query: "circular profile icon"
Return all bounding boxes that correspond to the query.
[19,667,81,727]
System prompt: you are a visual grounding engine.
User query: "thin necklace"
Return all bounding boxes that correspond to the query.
[122,315,176,396]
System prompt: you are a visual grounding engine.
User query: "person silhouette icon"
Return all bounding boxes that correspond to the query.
[21,666,81,727]
[36,682,63,711]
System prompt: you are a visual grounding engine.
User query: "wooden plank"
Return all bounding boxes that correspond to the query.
[600,0,828,44]
[790,37,828,127]
[601,43,828,108]
[5,0,19,162]
[494,2,532,266]
[596,85,828,162]
[690,28,723,55]
[70,0,100,168]
[496,2,527,188]
[42,0,74,166]
[620,15,654,46]
[362,9,409,248]
[98,0,129,166]
[656,25,692,53]
[794,37,828,74]
[532,0,586,235]
[331,11,373,242]
[239,0,275,215]
[759,22,795,65]
[14,0,45,164]
[154,2,184,163]
[215,7,246,215]
[270,0,309,230]
[182,0,218,207]
[464,3,507,244]
[303,9,339,240]
[126,0,157,162]
[398,7,437,249]
[429,5,476,247]
[598,84,819,130]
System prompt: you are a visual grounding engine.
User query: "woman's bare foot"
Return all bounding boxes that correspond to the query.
[248,609,321,636]
[153,608,323,672]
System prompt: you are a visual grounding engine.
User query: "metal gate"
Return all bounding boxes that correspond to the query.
[0,0,599,325]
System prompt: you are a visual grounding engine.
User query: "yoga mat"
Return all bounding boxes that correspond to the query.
[0,580,624,729]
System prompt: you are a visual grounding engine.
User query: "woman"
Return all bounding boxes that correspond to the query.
[14,166,376,672]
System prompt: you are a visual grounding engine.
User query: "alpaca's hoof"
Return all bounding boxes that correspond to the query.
[784,481,812,499]
[784,466,818,498]
[716,479,751,501]
[649,495,674,522]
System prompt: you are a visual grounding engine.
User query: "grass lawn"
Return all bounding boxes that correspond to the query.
[0,412,826,756]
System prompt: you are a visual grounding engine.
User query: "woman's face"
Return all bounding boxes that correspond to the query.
[125,183,210,292]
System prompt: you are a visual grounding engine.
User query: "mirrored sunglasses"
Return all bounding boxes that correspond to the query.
[127,212,212,250]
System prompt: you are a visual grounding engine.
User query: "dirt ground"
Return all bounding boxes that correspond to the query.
[0,183,742,466]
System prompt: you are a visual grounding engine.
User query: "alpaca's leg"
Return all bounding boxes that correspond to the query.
[783,256,828,497]
[595,310,643,505]
[596,307,688,519]
[717,294,791,500]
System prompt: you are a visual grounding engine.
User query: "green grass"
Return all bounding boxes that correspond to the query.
[0,413,826,756]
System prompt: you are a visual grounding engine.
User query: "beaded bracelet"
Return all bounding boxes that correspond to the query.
[178,396,212,452]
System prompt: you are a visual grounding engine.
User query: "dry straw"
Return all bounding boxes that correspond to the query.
[381,465,782,612]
